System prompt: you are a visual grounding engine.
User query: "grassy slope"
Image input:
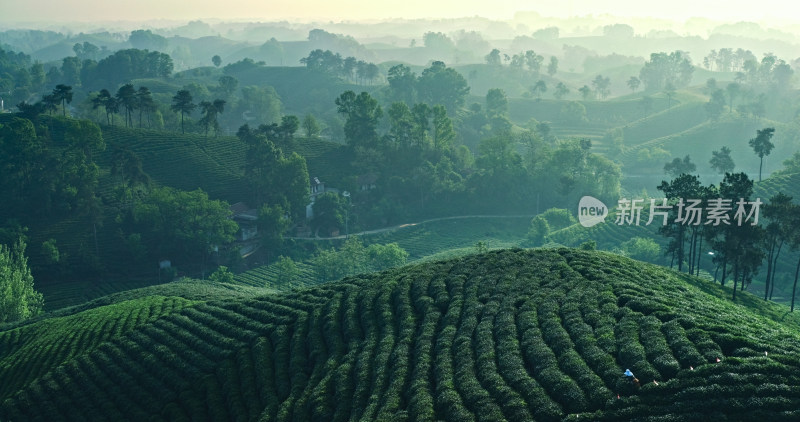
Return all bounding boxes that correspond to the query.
[3,249,800,421]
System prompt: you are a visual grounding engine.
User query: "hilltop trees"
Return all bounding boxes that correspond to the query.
[0,239,43,324]
[639,51,694,91]
[81,49,173,90]
[300,49,380,84]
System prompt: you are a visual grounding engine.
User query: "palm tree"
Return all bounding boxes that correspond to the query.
[171,90,195,134]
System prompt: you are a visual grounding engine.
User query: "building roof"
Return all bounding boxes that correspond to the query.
[230,202,258,221]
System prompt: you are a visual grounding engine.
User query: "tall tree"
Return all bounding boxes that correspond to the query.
[761,193,793,301]
[417,61,469,114]
[115,83,136,128]
[547,56,558,76]
[749,127,775,182]
[485,49,501,66]
[578,85,592,100]
[127,187,237,275]
[387,64,416,104]
[627,76,641,92]
[706,172,764,298]
[709,146,735,174]
[530,80,547,99]
[41,94,59,115]
[431,105,455,151]
[212,55,222,67]
[554,82,569,100]
[302,114,321,138]
[199,99,226,137]
[592,75,611,100]
[705,89,726,120]
[725,82,740,112]
[657,174,702,272]
[52,84,73,117]
[135,86,155,128]
[335,90,383,149]
[788,205,800,311]
[0,238,43,323]
[664,155,696,177]
[91,89,118,126]
[485,88,508,118]
[171,89,195,134]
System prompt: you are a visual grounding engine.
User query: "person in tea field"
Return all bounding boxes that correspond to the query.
[623,369,640,388]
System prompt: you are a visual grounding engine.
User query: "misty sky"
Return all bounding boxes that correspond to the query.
[3,0,800,24]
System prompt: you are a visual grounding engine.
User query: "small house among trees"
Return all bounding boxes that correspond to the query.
[229,202,258,241]
[306,176,339,219]
[358,173,378,191]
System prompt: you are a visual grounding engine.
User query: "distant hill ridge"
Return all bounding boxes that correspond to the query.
[3,248,800,421]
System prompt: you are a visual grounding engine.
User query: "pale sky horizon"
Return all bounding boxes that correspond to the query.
[3,0,800,25]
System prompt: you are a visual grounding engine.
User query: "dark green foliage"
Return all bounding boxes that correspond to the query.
[0,239,43,323]
[4,249,800,421]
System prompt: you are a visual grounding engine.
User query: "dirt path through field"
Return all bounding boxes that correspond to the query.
[289,215,535,240]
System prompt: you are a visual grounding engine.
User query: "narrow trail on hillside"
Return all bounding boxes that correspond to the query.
[289,214,536,240]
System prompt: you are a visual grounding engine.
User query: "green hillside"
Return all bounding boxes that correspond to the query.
[4,248,800,421]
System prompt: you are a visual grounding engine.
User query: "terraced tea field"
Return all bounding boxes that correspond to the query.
[3,249,800,421]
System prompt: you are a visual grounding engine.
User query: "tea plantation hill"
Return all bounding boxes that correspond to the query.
[4,248,800,421]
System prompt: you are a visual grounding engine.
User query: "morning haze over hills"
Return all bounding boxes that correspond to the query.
[2,4,800,420]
